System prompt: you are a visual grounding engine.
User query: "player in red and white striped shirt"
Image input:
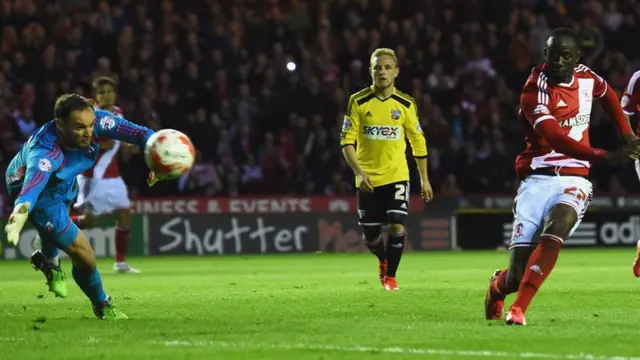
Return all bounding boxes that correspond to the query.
[74,77,140,273]
[621,70,640,277]
[483,28,640,325]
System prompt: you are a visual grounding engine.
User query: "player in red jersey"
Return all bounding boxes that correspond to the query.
[74,77,140,273]
[621,70,640,276]
[483,28,640,325]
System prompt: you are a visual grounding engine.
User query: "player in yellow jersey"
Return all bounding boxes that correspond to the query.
[340,48,433,291]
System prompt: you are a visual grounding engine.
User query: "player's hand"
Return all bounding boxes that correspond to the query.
[421,180,434,202]
[147,171,162,187]
[623,133,640,145]
[4,202,31,246]
[604,139,640,166]
[147,171,177,187]
[358,172,374,192]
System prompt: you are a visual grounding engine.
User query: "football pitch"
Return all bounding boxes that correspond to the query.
[1,249,639,360]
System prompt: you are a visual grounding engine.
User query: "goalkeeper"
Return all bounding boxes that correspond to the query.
[4,94,167,319]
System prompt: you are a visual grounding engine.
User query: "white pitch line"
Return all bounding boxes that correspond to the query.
[162,340,640,360]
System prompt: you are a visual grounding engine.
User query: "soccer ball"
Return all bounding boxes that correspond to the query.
[144,129,195,178]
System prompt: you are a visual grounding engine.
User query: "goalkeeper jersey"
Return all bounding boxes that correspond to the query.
[340,86,428,188]
[5,109,153,212]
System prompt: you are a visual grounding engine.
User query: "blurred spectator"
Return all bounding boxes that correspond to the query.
[1,0,640,215]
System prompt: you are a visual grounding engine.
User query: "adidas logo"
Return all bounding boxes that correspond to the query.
[365,111,372,117]
[556,99,568,108]
[529,265,543,275]
[400,203,407,209]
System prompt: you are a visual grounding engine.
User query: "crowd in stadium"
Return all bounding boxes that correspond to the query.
[1,0,640,211]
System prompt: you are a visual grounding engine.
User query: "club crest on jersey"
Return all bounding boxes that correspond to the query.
[533,104,550,115]
[581,89,592,104]
[342,117,352,130]
[391,109,401,120]
[100,116,116,131]
[512,223,523,240]
[38,158,52,172]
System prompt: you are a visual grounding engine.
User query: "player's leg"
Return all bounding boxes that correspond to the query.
[32,211,98,251]
[64,230,127,319]
[633,240,640,277]
[357,187,387,284]
[485,177,545,320]
[54,205,128,319]
[382,181,410,291]
[29,211,69,298]
[109,178,139,273]
[485,247,535,319]
[506,177,592,325]
[634,162,640,277]
[112,207,140,273]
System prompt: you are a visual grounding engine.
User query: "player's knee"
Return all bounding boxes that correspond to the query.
[388,223,405,236]
[115,209,131,229]
[362,226,382,244]
[544,208,578,238]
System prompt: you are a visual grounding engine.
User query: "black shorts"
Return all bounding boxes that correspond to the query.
[357,180,409,226]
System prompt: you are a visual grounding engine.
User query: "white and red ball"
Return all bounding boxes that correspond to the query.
[144,129,195,178]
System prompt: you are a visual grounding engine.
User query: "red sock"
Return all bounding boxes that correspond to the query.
[512,234,563,313]
[494,268,514,295]
[115,228,130,263]
[71,216,86,229]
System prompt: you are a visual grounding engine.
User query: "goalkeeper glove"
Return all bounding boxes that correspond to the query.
[147,171,174,187]
[4,202,31,246]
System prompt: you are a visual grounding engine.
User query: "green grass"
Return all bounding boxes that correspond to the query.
[1,249,640,360]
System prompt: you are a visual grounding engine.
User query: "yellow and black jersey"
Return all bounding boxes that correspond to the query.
[340,86,428,188]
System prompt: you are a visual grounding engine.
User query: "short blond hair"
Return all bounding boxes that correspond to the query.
[370,48,398,66]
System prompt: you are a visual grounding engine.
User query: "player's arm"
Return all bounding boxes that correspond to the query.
[340,96,372,191]
[94,112,154,149]
[591,70,635,142]
[621,72,640,133]
[403,101,429,178]
[404,100,433,201]
[13,147,63,211]
[5,146,63,245]
[340,95,360,169]
[521,91,608,162]
[98,138,116,150]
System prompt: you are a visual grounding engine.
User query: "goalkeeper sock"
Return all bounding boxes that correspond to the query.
[72,265,108,306]
[114,228,130,263]
[41,245,60,267]
[385,231,405,277]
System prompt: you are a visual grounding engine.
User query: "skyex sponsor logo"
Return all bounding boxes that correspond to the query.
[598,216,640,245]
[502,222,597,246]
[362,125,401,140]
